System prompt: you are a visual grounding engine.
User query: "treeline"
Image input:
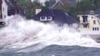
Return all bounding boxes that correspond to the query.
[15,0,44,18]
[15,0,100,18]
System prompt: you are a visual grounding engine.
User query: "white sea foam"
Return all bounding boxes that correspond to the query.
[0,15,100,52]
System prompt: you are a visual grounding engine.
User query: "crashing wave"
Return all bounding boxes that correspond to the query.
[0,15,100,52]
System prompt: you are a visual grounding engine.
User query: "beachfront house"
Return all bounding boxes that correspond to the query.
[78,11,100,34]
[33,9,78,27]
[0,0,23,23]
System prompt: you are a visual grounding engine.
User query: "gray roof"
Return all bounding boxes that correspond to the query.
[49,0,78,8]
[95,8,100,14]
[96,15,100,18]
[51,0,64,8]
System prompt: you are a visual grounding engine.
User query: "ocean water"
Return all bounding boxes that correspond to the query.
[0,15,100,56]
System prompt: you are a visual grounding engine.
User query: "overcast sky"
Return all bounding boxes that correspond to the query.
[40,0,46,3]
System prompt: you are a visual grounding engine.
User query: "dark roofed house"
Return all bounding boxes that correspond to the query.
[33,9,78,25]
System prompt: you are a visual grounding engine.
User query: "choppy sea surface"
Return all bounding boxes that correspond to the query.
[0,45,100,56]
[0,15,100,56]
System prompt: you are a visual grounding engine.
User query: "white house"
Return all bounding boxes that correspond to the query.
[78,11,100,35]
[0,0,8,22]
[0,0,21,24]
[2,0,8,20]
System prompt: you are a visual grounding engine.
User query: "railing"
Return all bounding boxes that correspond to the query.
[80,22,88,25]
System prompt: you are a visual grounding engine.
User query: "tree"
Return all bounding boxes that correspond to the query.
[66,6,76,17]
[49,0,56,2]
[44,1,50,9]
[25,1,44,18]
[16,0,44,18]
[94,0,100,8]
[76,0,95,14]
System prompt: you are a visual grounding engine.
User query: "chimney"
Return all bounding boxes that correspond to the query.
[35,9,41,15]
[90,10,94,15]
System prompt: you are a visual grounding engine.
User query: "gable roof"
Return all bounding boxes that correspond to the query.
[33,9,78,24]
[48,0,78,8]
[59,0,77,5]
[51,0,64,9]
[5,0,14,7]
[48,1,55,9]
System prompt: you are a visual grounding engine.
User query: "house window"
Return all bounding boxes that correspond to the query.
[40,16,53,21]
[40,16,47,21]
[93,27,94,30]
[47,16,52,21]
[93,20,96,24]
[4,15,6,18]
[8,9,16,16]
[93,27,99,31]
[3,8,4,11]
[97,27,99,30]
[82,16,88,22]
[91,17,93,19]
